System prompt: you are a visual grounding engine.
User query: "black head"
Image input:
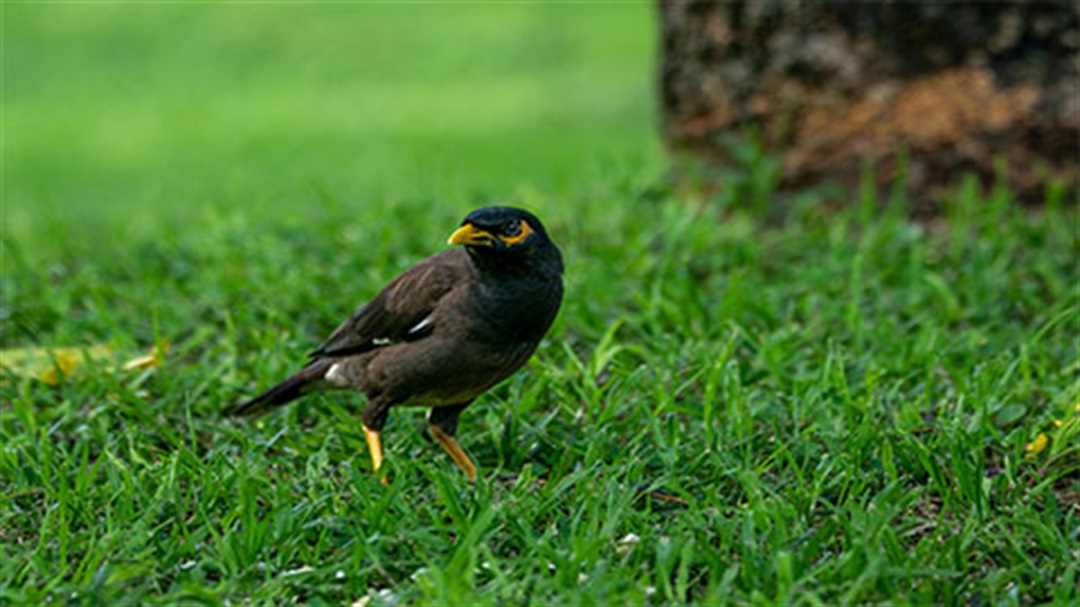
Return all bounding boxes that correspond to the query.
[448,206,563,277]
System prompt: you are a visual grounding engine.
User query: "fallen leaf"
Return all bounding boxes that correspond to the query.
[121,341,170,371]
[1,342,167,384]
[1,345,113,384]
[1025,433,1049,459]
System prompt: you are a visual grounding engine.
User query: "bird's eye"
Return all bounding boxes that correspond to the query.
[501,221,522,237]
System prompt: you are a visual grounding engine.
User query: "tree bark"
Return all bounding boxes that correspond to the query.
[659,0,1079,207]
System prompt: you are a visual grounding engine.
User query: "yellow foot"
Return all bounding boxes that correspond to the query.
[429,425,477,482]
[363,425,389,484]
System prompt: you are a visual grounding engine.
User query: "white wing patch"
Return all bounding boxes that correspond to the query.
[328,315,433,359]
[406,315,434,337]
[325,362,348,387]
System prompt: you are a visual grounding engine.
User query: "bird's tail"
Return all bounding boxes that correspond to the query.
[227,359,333,417]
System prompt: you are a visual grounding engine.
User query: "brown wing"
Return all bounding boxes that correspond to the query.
[310,249,472,358]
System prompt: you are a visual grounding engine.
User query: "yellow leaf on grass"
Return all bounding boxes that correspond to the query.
[0,343,167,383]
[121,341,170,371]
[0,345,114,384]
[40,351,80,385]
[1024,433,1049,459]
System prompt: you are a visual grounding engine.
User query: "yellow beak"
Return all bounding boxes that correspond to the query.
[448,223,495,247]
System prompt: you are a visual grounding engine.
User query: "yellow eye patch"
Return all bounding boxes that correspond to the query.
[498,220,534,245]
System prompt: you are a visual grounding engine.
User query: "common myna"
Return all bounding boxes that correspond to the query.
[229,206,564,482]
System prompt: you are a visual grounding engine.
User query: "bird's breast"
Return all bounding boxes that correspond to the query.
[469,278,562,342]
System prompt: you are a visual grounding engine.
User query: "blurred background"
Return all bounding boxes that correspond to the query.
[6,2,658,249]
[10,2,1076,251]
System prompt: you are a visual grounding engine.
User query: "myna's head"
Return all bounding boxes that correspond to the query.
[448,206,562,276]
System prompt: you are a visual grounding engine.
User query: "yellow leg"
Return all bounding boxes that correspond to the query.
[429,425,477,482]
[363,425,389,485]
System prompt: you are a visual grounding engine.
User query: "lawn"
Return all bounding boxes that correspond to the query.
[2,3,1078,605]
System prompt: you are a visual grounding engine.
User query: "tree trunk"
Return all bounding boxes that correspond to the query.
[659,0,1079,208]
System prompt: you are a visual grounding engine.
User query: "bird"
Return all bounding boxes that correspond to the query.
[228,206,564,483]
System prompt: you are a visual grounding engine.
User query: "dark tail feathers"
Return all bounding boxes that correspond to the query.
[227,359,332,417]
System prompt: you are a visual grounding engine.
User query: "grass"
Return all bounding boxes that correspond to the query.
[3,3,1079,605]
